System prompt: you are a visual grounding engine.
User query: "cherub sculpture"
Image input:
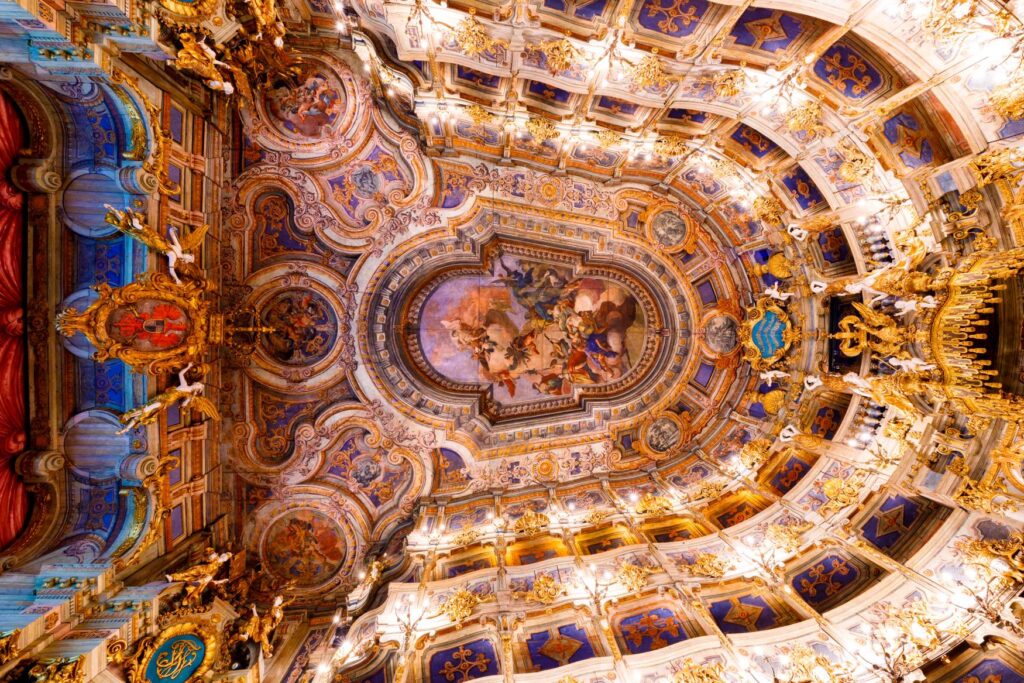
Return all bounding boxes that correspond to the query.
[759,369,790,386]
[118,363,219,434]
[174,33,235,95]
[763,283,795,301]
[104,205,207,284]
[166,548,233,607]
[240,595,290,658]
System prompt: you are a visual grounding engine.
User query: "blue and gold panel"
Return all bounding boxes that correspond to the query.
[789,550,882,611]
[728,123,782,160]
[616,607,688,653]
[453,65,501,90]
[797,461,855,512]
[816,227,852,266]
[594,95,640,116]
[715,200,761,240]
[506,537,569,565]
[145,634,207,682]
[73,482,120,536]
[642,517,710,542]
[428,640,500,682]
[812,40,886,101]
[521,624,597,671]
[860,494,948,560]
[542,0,609,21]
[666,107,708,123]
[882,107,940,172]
[573,524,636,554]
[692,361,715,389]
[436,448,470,492]
[525,80,573,104]
[635,0,709,38]
[950,657,1024,683]
[707,594,796,633]
[809,403,847,440]
[439,550,496,579]
[765,450,817,495]
[728,8,807,54]
[780,165,825,211]
[679,166,724,198]
[707,490,768,528]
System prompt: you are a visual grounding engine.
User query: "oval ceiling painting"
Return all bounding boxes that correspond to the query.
[262,509,347,587]
[418,253,647,407]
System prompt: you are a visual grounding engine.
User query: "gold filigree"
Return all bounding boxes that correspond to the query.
[680,552,731,579]
[990,79,1024,121]
[452,11,506,58]
[514,574,564,604]
[629,50,671,90]
[512,509,550,535]
[739,437,772,470]
[538,37,581,75]
[753,195,785,227]
[167,549,233,607]
[438,588,481,624]
[653,133,689,158]
[765,521,812,553]
[674,660,725,683]
[838,139,873,183]
[787,645,853,683]
[464,104,494,126]
[954,532,1024,582]
[634,492,673,516]
[111,70,180,196]
[831,301,906,358]
[785,100,830,139]
[594,129,621,149]
[29,656,85,683]
[584,508,610,525]
[820,476,864,516]
[739,296,800,370]
[0,629,20,665]
[712,68,746,98]
[948,460,1018,514]
[524,116,558,143]
[616,563,652,591]
[452,528,481,546]
[971,148,1023,188]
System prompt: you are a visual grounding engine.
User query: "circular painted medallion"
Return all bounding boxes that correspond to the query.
[265,68,344,140]
[260,289,337,365]
[145,634,206,683]
[263,509,346,587]
[704,314,739,355]
[649,210,694,251]
[646,416,682,454]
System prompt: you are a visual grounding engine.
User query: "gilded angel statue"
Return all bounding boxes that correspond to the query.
[240,595,291,657]
[166,547,233,607]
[118,363,219,434]
[833,302,906,358]
[104,205,208,284]
[174,33,236,95]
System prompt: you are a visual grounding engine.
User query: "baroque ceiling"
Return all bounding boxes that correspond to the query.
[1,0,1024,681]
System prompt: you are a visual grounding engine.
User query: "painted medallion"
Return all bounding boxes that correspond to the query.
[263,509,346,587]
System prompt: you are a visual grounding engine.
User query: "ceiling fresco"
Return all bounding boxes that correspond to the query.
[1,0,1024,680]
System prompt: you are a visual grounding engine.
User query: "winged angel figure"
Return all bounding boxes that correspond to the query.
[118,363,219,434]
[105,205,208,284]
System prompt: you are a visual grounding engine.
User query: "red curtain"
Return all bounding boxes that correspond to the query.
[0,92,27,549]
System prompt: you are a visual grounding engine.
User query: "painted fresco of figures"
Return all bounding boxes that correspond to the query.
[420,256,646,405]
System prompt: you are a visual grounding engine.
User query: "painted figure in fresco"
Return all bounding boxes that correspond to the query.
[166,547,233,607]
[650,211,690,248]
[265,513,346,585]
[105,205,208,284]
[704,315,738,355]
[425,256,642,402]
[118,363,219,433]
[647,417,681,453]
[261,291,335,364]
[266,70,343,137]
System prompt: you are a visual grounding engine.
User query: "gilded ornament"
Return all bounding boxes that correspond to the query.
[681,552,731,579]
[760,388,785,415]
[634,492,673,516]
[838,139,873,183]
[691,480,726,501]
[584,508,610,525]
[438,588,481,624]
[785,100,829,139]
[524,116,558,143]
[753,195,785,228]
[54,272,220,375]
[712,68,746,98]
[764,521,811,553]
[452,528,481,546]
[990,79,1024,121]
[673,659,725,683]
[819,476,864,516]
[954,532,1024,582]
[786,645,853,683]
[118,363,219,433]
[831,302,906,358]
[173,33,236,95]
[958,188,983,211]
[616,563,652,591]
[29,656,85,683]
[538,37,581,75]
[629,51,672,90]
[970,148,1023,188]
[0,629,20,665]
[594,129,621,149]
[739,296,800,371]
[452,11,506,58]
[512,509,550,535]
[166,548,233,607]
[238,595,290,658]
[739,437,772,470]
[111,71,180,196]
[514,574,564,604]
[464,104,494,126]
[105,205,207,284]
[653,133,689,158]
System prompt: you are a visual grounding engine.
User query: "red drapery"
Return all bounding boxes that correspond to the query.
[0,92,28,549]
